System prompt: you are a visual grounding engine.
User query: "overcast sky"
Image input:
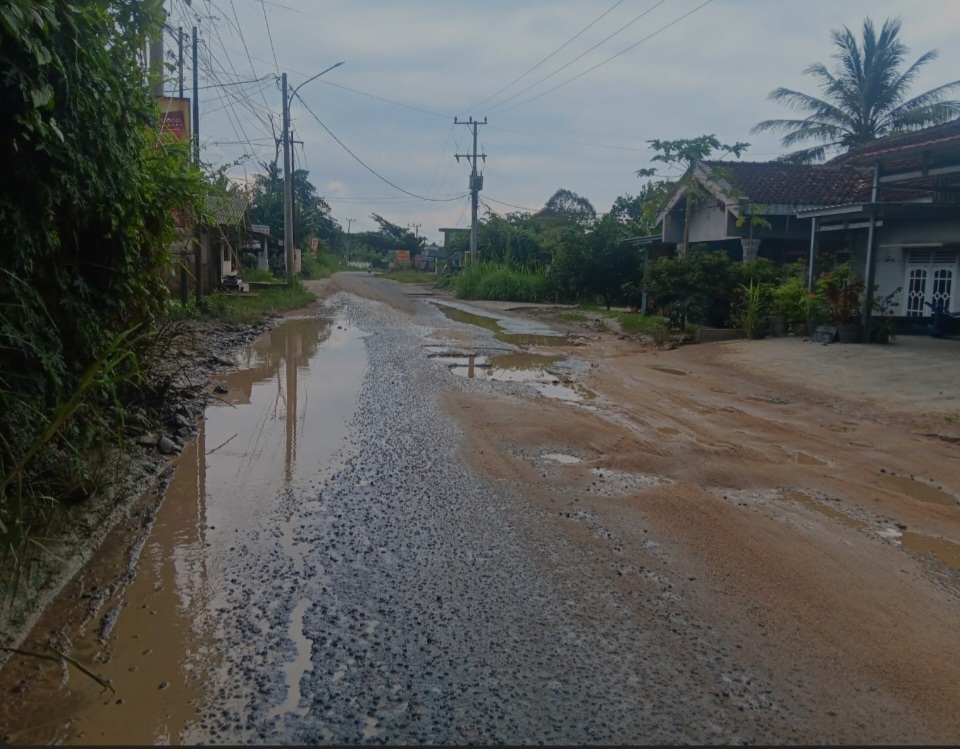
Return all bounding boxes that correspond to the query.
[163,0,960,240]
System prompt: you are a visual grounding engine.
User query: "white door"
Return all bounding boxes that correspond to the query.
[904,249,958,316]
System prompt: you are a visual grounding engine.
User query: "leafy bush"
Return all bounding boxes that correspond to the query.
[0,0,208,593]
[454,263,556,302]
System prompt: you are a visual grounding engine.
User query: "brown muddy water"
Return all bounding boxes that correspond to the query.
[0,316,367,746]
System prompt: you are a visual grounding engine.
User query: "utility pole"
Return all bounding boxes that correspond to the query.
[178,27,184,98]
[178,26,188,306]
[282,72,294,276]
[281,62,345,278]
[192,26,202,303]
[345,218,355,262]
[407,223,421,239]
[454,116,486,265]
[149,32,164,97]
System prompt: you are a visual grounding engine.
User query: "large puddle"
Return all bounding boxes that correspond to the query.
[880,474,959,507]
[432,301,576,347]
[0,316,366,745]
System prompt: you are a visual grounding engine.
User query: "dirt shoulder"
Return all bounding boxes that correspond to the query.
[430,300,960,743]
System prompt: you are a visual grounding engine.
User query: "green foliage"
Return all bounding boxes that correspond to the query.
[636,135,750,251]
[736,280,773,337]
[301,250,339,279]
[247,161,338,255]
[203,279,316,324]
[646,250,783,329]
[816,263,865,324]
[753,17,960,162]
[381,270,435,283]
[0,0,208,592]
[453,263,556,303]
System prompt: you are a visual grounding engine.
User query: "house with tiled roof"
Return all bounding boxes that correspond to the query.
[653,161,869,265]
[648,121,960,336]
[800,119,960,334]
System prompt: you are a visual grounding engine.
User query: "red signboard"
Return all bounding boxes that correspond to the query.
[157,97,191,142]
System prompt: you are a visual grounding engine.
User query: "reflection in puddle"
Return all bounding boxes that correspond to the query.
[432,303,575,347]
[436,350,588,402]
[780,489,867,529]
[267,598,314,722]
[649,366,689,376]
[901,532,960,571]
[881,475,958,506]
[542,453,582,464]
[0,317,367,745]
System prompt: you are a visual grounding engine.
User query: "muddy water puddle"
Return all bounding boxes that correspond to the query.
[880,474,959,507]
[900,532,960,572]
[0,316,366,745]
[433,349,591,402]
[432,301,577,347]
[779,490,868,530]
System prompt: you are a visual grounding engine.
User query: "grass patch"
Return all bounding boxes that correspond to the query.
[557,312,590,323]
[381,270,436,284]
[241,267,274,283]
[454,263,555,302]
[301,251,341,279]
[201,279,316,324]
[579,305,669,333]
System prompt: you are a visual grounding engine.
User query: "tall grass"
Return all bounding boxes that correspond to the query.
[454,263,556,302]
[301,251,340,279]
[202,277,316,324]
[1,327,150,603]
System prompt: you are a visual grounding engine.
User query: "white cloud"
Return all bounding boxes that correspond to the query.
[171,0,960,234]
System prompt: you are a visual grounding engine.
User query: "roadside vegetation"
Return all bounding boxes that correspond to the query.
[0,0,212,605]
[380,270,436,284]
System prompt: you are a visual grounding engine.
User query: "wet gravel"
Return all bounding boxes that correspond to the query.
[184,294,804,745]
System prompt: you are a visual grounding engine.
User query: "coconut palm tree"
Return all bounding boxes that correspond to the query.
[752,17,960,163]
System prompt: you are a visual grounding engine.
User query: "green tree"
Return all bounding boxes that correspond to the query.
[248,161,338,258]
[752,17,960,163]
[609,181,672,236]
[0,0,207,540]
[540,188,596,228]
[636,136,749,256]
[580,214,641,310]
[370,213,423,267]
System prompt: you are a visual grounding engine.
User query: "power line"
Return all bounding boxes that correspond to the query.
[465,0,625,113]
[293,93,470,203]
[488,0,672,115]
[484,195,540,213]
[494,0,716,115]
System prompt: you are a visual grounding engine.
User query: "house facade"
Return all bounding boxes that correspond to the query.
[654,161,868,266]
[650,121,960,335]
[801,119,960,331]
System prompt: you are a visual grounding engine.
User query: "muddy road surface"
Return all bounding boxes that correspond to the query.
[2,272,960,744]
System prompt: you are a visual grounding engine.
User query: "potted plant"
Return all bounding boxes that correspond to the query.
[773,272,810,336]
[870,286,901,344]
[737,279,771,339]
[816,263,865,343]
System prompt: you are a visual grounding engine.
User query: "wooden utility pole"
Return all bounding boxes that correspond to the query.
[454,117,486,265]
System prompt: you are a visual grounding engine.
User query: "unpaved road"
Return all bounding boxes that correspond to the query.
[2,272,960,745]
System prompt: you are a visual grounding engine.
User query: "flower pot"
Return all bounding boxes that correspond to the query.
[767,315,786,337]
[836,323,863,343]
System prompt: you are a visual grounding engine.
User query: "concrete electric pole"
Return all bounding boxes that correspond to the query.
[454,117,486,266]
[281,62,345,277]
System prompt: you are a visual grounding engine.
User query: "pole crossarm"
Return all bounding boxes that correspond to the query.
[454,116,487,265]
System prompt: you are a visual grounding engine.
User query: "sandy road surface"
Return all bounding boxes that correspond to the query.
[2,272,959,744]
[335,274,960,742]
